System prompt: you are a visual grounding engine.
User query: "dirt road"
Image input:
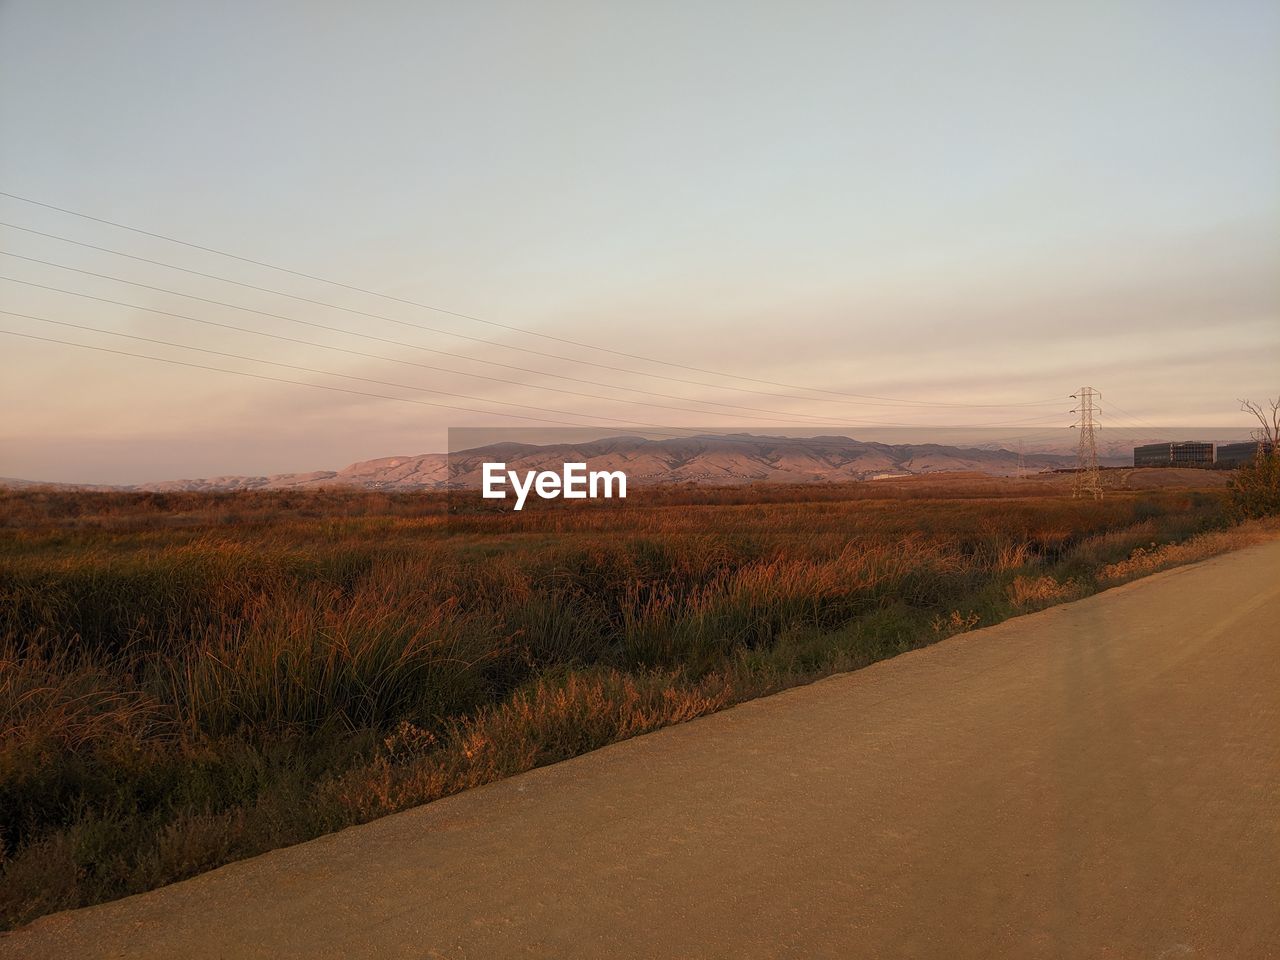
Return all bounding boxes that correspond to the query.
[6,540,1279,959]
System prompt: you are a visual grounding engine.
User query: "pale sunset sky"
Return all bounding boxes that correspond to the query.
[1,0,1277,483]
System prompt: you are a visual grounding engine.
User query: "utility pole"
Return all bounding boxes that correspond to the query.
[1016,440,1026,480]
[1070,386,1103,499]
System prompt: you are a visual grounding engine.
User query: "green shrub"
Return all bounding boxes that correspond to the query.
[1228,451,1280,519]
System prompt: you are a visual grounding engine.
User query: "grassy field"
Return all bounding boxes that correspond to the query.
[0,477,1269,928]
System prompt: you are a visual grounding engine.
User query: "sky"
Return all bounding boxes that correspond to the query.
[1,0,1277,483]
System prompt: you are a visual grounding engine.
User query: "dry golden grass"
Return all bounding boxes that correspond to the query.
[1005,575,1086,610]
[0,480,1259,928]
[1097,517,1280,586]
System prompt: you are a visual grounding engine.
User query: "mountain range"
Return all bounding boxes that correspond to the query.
[3,434,1104,491]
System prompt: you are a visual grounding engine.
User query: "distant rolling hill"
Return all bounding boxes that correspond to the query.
[4,434,1097,491]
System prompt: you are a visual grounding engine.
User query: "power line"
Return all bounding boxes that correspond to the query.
[0,194,1064,409]
[0,301,828,426]
[0,270,845,425]
[0,243,1065,414]
[0,327,827,444]
[1104,401,1163,434]
[0,326,1071,455]
[7,249,1050,416]
[2,247,831,402]
[1,302,1066,436]
[0,269,1065,430]
[0,328,647,430]
[0,311,755,432]
[0,272,911,427]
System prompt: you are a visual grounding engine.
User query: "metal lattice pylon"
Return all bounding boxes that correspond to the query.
[1071,386,1103,499]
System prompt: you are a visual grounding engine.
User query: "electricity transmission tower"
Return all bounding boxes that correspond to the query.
[1070,386,1103,499]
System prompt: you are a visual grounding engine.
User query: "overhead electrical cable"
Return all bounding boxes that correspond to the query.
[0,245,1063,413]
[0,328,651,430]
[0,311,760,431]
[0,268,1063,429]
[0,195,1064,409]
[0,327,1070,451]
[0,309,1070,433]
[0,275,911,427]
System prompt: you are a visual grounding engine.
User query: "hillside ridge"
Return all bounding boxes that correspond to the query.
[2,434,1104,491]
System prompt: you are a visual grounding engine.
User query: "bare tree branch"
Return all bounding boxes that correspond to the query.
[1238,397,1279,446]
